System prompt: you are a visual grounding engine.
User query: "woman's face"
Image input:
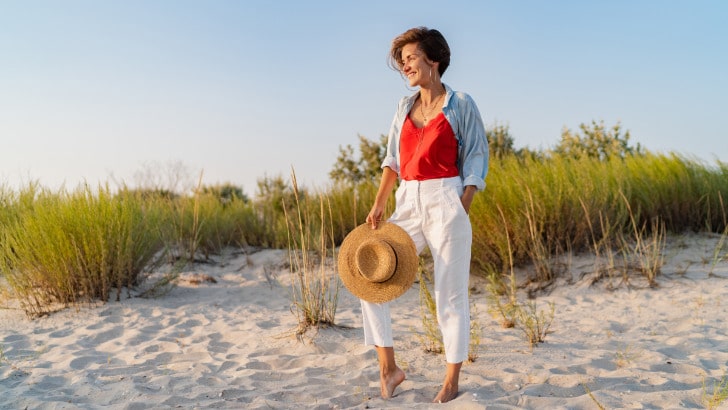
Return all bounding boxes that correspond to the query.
[400,43,438,88]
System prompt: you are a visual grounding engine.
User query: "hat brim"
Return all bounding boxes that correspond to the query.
[338,222,418,303]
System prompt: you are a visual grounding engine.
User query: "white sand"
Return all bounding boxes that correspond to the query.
[2,233,727,409]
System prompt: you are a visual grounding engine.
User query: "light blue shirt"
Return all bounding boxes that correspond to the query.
[381,83,489,191]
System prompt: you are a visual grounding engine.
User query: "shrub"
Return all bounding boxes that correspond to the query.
[554,120,642,160]
[329,135,387,185]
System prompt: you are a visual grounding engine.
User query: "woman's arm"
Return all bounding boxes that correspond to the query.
[457,93,489,192]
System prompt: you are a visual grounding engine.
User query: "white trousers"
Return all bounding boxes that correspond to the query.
[361,176,472,364]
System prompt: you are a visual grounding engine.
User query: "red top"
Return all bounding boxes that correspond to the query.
[399,112,459,181]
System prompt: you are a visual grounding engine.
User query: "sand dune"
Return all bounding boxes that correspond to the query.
[2,233,727,409]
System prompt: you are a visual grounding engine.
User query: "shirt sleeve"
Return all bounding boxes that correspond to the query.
[458,93,489,191]
[381,98,407,175]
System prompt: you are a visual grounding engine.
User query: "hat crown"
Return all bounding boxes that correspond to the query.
[338,222,417,303]
[355,239,396,283]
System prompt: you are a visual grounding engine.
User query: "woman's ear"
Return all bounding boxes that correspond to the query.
[430,60,440,75]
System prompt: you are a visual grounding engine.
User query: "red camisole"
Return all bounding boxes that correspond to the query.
[399,112,459,181]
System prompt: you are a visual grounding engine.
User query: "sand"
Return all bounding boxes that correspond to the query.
[1,233,727,409]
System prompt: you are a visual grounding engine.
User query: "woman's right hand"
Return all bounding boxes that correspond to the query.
[366,167,398,230]
[366,206,385,230]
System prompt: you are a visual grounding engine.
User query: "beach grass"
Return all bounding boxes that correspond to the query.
[417,262,443,355]
[614,343,642,368]
[702,370,728,410]
[284,170,340,337]
[0,184,163,317]
[471,153,727,291]
[1,150,727,318]
[416,254,485,361]
[709,224,728,277]
[513,300,555,349]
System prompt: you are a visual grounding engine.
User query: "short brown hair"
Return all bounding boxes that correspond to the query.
[389,27,451,77]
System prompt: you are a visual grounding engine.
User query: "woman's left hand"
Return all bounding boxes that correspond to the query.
[460,185,476,214]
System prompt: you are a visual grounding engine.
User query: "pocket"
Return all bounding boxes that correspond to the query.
[441,185,465,213]
[390,183,412,220]
[394,183,407,208]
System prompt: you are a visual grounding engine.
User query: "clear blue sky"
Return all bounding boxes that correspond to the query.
[2,1,726,196]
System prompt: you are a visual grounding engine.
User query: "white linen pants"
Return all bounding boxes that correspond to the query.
[361,176,472,364]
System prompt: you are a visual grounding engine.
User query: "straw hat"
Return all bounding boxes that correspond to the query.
[338,222,418,303]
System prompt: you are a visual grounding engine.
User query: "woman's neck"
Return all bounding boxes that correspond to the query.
[419,82,445,106]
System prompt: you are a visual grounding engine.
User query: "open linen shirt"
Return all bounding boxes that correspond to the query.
[381,83,489,191]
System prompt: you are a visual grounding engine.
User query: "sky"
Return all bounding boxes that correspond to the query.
[1,1,727,196]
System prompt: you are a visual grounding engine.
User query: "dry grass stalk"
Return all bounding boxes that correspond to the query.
[619,191,666,287]
[468,301,482,362]
[485,204,518,328]
[417,256,481,361]
[581,382,607,410]
[523,187,557,285]
[284,169,339,338]
[417,267,444,354]
[709,222,728,277]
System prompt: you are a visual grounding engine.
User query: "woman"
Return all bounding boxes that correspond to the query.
[363,27,489,403]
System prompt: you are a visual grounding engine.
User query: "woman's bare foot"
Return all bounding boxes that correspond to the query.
[380,366,406,399]
[433,362,462,403]
[432,382,458,403]
[375,346,406,399]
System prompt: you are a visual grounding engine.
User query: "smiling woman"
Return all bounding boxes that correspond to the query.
[351,26,489,404]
